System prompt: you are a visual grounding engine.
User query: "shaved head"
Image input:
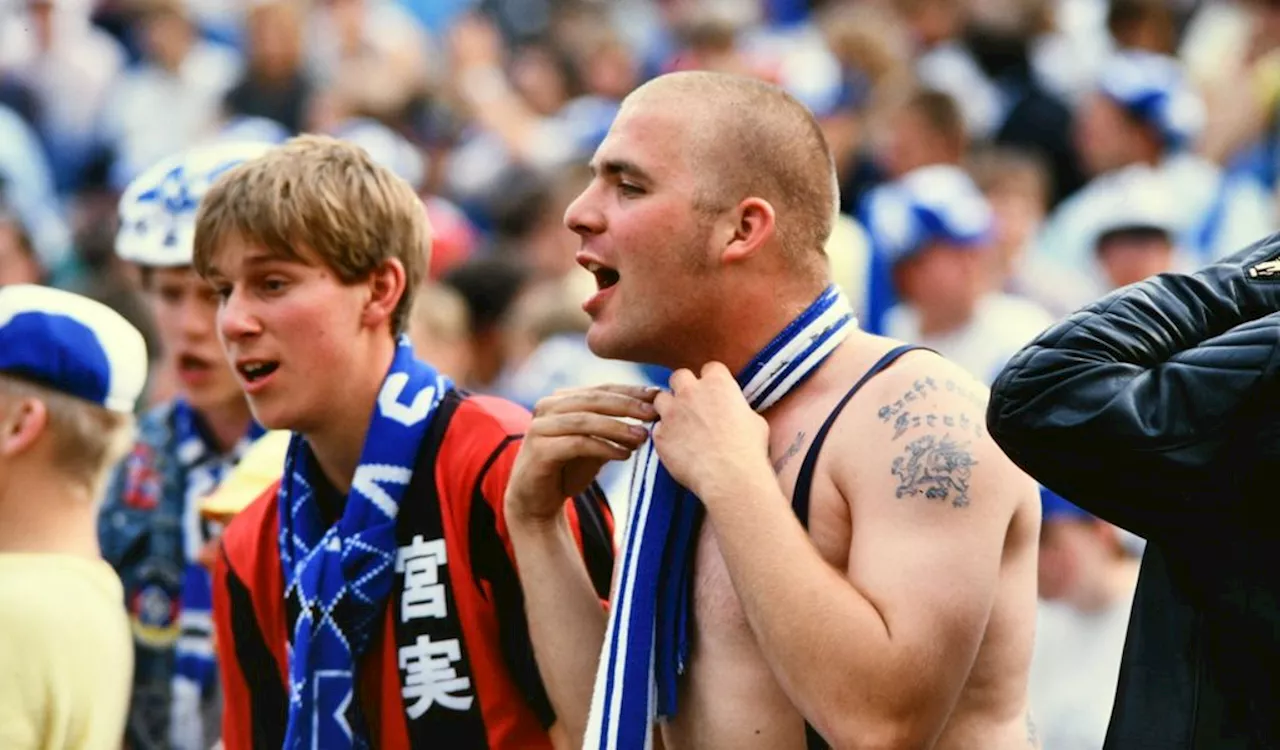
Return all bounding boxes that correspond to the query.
[621,71,839,262]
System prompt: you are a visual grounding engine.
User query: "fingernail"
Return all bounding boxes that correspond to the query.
[630,424,649,438]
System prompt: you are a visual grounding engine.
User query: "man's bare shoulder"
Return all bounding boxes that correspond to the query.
[828,348,1035,513]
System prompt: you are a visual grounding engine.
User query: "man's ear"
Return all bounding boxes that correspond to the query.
[0,397,48,459]
[719,197,777,265]
[362,258,408,330]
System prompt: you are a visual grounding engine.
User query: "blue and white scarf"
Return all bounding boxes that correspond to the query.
[586,285,856,749]
[171,401,263,750]
[279,337,452,750]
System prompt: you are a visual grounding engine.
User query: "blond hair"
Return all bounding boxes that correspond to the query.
[0,375,136,492]
[193,134,431,335]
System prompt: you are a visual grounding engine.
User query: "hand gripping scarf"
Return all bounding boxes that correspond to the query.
[586,285,856,749]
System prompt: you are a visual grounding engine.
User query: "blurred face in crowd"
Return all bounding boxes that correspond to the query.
[510,45,572,117]
[0,220,42,287]
[893,242,986,334]
[1096,228,1174,290]
[881,105,950,179]
[247,1,303,80]
[1075,94,1148,176]
[146,266,244,413]
[209,236,401,434]
[1038,518,1121,603]
[982,178,1045,282]
[563,94,719,368]
[142,9,194,71]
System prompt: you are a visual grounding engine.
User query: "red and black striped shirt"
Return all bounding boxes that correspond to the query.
[211,390,614,749]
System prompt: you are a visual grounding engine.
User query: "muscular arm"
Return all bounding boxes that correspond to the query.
[987,232,1280,539]
[703,369,1031,749]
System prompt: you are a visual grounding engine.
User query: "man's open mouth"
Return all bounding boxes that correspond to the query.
[585,261,620,290]
[237,360,279,383]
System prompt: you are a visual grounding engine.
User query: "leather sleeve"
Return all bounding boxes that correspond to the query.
[986,232,1280,540]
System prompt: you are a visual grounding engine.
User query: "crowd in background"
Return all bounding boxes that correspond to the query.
[4,0,1280,747]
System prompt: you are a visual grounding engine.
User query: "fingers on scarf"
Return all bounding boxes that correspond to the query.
[531,412,650,450]
[534,386,659,420]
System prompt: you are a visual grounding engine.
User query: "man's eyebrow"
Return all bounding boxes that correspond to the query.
[590,159,655,184]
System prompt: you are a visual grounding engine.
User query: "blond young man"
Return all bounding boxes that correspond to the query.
[0,284,148,750]
[503,70,1043,749]
[194,135,615,750]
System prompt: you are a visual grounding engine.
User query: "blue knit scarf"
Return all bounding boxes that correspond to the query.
[279,338,451,750]
[585,285,856,749]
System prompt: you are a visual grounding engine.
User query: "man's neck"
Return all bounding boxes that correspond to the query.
[302,342,398,498]
[0,472,101,559]
[195,398,255,455]
[677,279,830,377]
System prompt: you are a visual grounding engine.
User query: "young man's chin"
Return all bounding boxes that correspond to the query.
[246,400,294,432]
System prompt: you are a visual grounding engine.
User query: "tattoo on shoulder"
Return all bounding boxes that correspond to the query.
[772,431,806,474]
[875,374,984,509]
[876,378,987,437]
[1026,712,1039,748]
[890,435,977,508]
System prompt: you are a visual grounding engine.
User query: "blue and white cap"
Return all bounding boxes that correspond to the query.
[0,284,148,413]
[1096,50,1205,152]
[115,141,274,268]
[331,117,427,192]
[1089,168,1182,249]
[864,164,994,266]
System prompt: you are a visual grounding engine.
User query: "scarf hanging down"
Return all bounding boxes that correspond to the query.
[279,337,452,750]
[585,284,856,750]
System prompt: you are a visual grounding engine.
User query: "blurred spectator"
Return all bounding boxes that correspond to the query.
[407,279,473,383]
[0,284,146,750]
[99,0,241,190]
[867,164,1055,383]
[1037,49,1274,284]
[1029,489,1140,750]
[1090,171,1182,290]
[0,102,72,277]
[0,209,45,287]
[221,0,313,134]
[1108,0,1178,54]
[967,144,1095,316]
[441,253,533,392]
[0,0,126,192]
[305,0,433,125]
[877,86,968,181]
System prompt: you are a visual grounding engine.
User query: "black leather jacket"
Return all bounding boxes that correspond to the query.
[988,233,1280,749]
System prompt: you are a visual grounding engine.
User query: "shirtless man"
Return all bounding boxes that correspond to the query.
[504,70,1043,749]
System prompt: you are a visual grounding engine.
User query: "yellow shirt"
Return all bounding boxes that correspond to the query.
[0,554,133,750]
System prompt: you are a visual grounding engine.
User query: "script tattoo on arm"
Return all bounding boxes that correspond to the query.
[876,378,982,509]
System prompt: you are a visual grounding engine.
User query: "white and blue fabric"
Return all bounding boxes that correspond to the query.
[0,284,147,413]
[585,285,856,750]
[169,402,264,750]
[863,164,994,267]
[1096,50,1204,153]
[279,337,452,750]
[116,141,273,268]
